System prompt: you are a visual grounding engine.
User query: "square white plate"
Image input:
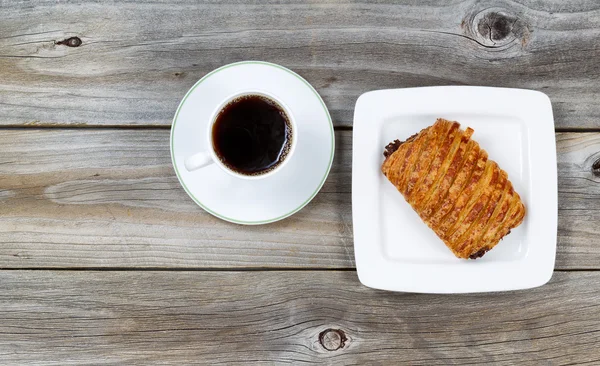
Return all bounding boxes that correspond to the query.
[352,86,557,293]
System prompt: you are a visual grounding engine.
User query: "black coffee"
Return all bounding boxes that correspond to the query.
[212,95,292,175]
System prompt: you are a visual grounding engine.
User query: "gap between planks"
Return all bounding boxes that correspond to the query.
[0,126,598,133]
[0,268,594,273]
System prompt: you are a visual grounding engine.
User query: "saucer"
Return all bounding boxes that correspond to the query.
[170,61,334,224]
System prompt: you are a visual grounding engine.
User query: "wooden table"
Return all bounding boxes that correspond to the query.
[1,1,599,364]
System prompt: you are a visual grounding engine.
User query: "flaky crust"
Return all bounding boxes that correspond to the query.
[381,118,526,259]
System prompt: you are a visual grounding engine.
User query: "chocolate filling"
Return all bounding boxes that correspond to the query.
[383,139,403,158]
[383,133,420,159]
[469,248,489,259]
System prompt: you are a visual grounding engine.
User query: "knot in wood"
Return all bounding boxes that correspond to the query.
[56,37,82,47]
[592,158,600,177]
[480,12,513,41]
[319,329,347,351]
[463,8,529,49]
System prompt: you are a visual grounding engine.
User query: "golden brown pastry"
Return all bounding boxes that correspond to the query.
[381,118,526,259]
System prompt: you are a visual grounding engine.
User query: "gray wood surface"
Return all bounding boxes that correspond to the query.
[1,0,600,128]
[0,270,598,365]
[0,129,597,269]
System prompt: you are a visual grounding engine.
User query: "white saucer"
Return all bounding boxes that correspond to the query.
[170,61,334,224]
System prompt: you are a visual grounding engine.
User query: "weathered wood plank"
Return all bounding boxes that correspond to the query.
[0,129,352,268]
[556,133,600,269]
[1,1,600,127]
[0,129,598,269]
[0,270,598,364]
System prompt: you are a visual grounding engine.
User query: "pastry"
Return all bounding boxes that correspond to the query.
[381,118,526,259]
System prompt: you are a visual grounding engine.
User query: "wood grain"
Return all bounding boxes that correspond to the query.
[0,129,597,269]
[0,270,599,364]
[1,0,600,127]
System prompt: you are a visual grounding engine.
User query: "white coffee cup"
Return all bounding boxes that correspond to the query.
[184,90,297,180]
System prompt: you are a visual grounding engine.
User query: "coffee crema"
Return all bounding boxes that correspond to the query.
[212,95,293,176]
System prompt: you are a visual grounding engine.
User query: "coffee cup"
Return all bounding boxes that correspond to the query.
[184,90,297,180]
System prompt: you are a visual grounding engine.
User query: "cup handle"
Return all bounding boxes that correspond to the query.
[184,151,214,171]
